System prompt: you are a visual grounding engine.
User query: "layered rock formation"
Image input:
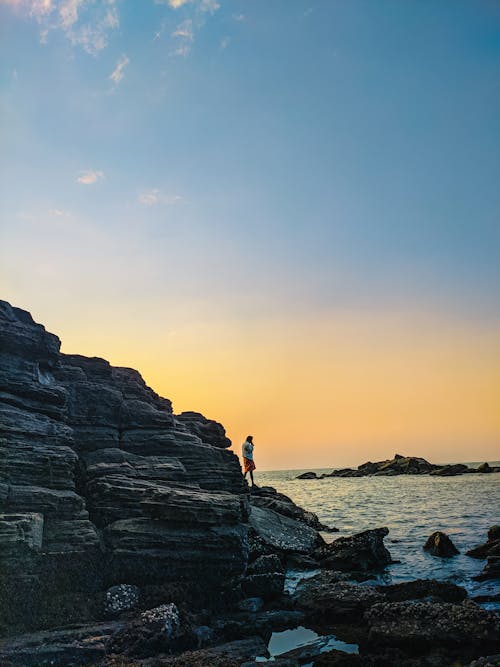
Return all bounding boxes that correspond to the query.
[0,300,249,636]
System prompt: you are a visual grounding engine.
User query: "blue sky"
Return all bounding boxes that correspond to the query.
[1,1,500,466]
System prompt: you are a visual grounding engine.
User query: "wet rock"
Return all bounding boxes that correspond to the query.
[249,505,324,555]
[473,556,500,582]
[316,528,393,572]
[467,526,500,559]
[376,578,467,603]
[423,531,459,557]
[296,472,318,479]
[104,583,140,616]
[467,656,500,667]
[478,462,493,473]
[293,572,385,622]
[364,600,500,657]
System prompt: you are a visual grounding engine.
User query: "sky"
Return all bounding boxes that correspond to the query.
[1,0,499,470]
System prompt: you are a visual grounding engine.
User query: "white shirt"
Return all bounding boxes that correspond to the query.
[242,440,254,460]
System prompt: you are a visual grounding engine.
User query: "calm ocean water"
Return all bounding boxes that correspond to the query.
[256,463,500,606]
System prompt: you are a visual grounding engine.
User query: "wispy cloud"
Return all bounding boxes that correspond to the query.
[219,36,230,50]
[109,54,129,84]
[232,12,245,22]
[172,18,193,56]
[153,0,220,57]
[138,189,183,207]
[0,0,119,54]
[76,170,104,185]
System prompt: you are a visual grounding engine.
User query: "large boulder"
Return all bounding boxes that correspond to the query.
[364,601,500,659]
[316,527,393,572]
[376,579,467,603]
[423,531,459,557]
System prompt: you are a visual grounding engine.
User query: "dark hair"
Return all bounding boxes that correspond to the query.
[246,435,253,442]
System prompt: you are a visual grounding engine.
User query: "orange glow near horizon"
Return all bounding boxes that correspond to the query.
[28,303,499,471]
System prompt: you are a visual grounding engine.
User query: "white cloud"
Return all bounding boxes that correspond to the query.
[161,0,219,10]
[232,13,245,22]
[109,54,129,84]
[219,36,230,50]
[76,170,104,185]
[48,207,71,217]
[0,0,119,54]
[138,189,183,207]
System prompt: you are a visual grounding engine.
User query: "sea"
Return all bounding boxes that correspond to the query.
[256,462,500,608]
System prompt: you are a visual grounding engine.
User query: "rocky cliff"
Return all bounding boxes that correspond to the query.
[0,300,248,635]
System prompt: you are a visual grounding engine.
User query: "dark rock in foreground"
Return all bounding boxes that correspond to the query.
[364,600,500,660]
[423,531,459,557]
[316,527,393,572]
[376,578,467,603]
[293,572,385,622]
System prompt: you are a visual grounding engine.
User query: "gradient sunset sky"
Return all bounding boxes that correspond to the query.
[1,0,499,470]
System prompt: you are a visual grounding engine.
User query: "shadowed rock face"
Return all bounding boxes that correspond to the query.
[0,300,249,635]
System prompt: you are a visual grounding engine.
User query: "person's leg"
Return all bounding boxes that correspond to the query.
[250,470,254,486]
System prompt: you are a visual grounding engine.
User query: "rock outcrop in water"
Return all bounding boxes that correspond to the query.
[296,453,500,479]
[423,531,460,558]
[468,526,500,582]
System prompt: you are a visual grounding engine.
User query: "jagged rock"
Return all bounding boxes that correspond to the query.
[364,601,500,658]
[175,411,231,449]
[293,572,385,622]
[249,505,324,555]
[296,472,318,479]
[316,528,392,571]
[423,531,459,557]
[104,584,139,615]
[376,579,467,603]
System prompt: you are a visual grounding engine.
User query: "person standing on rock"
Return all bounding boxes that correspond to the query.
[242,435,256,486]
